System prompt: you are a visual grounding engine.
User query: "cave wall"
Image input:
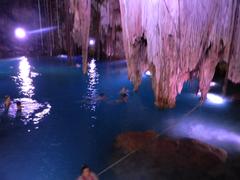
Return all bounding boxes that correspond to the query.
[0,0,40,57]
[0,0,125,61]
[119,0,240,108]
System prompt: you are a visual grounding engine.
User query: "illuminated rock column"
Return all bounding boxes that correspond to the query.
[70,0,91,74]
[119,0,240,108]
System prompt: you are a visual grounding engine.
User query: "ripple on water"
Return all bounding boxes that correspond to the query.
[1,98,51,126]
[0,56,51,129]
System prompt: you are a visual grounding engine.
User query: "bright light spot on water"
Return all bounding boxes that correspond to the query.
[7,98,51,126]
[15,57,35,97]
[89,38,95,46]
[207,93,224,104]
[33,103,51,123]
[83,59,99,111]
[197,92,225,105]
[210,82,217,87]
[145,71,152,76]
[15,27,26,39]
[89,59,96,72]
[57,54,68,58]
[172,120,240,152]
[7,57,51,128]
[190,124,240,143]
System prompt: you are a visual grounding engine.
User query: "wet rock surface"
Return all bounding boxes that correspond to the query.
[112,131,240,180]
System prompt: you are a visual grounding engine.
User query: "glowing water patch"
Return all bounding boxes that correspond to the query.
[57,54,68,59]
[145,71,152,76]
[197,92,225,105]
[12,57,39,97]
[210,82,217,87]
[172,119,240,152]
[8,57,51,128]
[207,93,224,104]
[2,98,51,126]
[82,59,99,111]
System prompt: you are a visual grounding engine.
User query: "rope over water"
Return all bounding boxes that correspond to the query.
[97,102,202,176]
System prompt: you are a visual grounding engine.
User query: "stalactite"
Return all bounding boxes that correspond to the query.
[70,0,91,74]
[55,0,60,43]
[49,1,55,52]
[227,0,240,85]
[65,0,74,63]
[119,0,240,108]
[99,0,124,59]
[37,0,43,51]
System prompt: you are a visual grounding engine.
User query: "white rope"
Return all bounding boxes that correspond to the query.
[97,102,202,176]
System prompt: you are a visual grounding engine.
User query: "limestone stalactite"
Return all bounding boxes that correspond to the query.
[70,0,91,74]
[99,0,124,59]
[119,0,240,108]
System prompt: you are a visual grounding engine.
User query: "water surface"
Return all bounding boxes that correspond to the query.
[0,56,239,180]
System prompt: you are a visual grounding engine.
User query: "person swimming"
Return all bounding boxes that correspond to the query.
[77,165,98,180]
[4,95,11,110]
[120,87,128,97]
[96,92,107,101]
[81,92,107,104]
[118,87,129,103]
[16,101,22,112]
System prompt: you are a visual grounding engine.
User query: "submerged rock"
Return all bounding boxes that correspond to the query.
[114,131,228,179]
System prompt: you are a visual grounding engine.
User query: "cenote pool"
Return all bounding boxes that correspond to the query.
[0,56,240,180]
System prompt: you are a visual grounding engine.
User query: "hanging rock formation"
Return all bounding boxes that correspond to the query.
[98,0,125,59]
[119,0,240,108]
[70,0,91,74]
[1,0,239,108]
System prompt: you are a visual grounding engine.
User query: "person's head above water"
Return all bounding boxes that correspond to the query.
[16,101,22,110]
[4,95,11,108]
[120,87,128,96]
[81,165,91,177]
[4,95,10,101]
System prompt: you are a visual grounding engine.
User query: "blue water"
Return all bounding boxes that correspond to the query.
[0,56,239,180]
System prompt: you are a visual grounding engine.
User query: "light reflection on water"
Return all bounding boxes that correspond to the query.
[170,118,240,152]
[13,56,37,97]
[82,59,99,112]
[10,56,51,128]
[7,98,51,125]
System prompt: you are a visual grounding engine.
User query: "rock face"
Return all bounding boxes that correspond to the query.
[119,0,240,108]
[114,131,228,179]
[0,0,40,57]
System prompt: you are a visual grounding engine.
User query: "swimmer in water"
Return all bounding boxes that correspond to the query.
[77,165,98,180]
[4,95,11,110]
[118,87,129,103]
[16,101,22,112]
[15,101,23,118]
[96,93,107,101]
